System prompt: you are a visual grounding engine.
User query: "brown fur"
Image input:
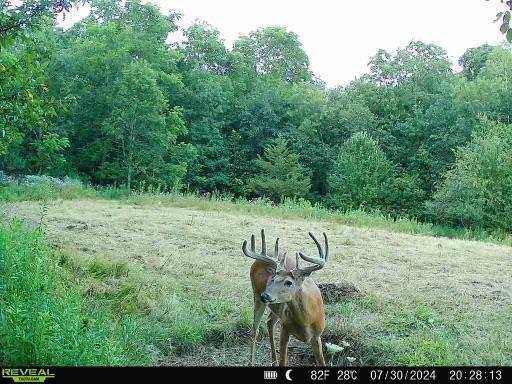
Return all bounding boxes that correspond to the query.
[248,258,326,366]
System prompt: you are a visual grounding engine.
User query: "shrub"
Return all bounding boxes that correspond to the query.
[427,119,512,232]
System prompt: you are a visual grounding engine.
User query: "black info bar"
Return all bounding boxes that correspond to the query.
[0,367,509,384]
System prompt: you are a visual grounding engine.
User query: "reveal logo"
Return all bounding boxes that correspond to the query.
[1,368,55,383]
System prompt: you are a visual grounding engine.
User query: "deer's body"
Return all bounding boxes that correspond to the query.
[243,231,328,366]
[269,278,325,343]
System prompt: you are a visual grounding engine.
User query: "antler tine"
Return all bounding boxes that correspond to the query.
[295,232,329,275]
[261,229,266,255]
[276,237,286,272]
[308,232,324,259]
[241,229,278,270]
[323,232,329,262]
[297,251,325,271]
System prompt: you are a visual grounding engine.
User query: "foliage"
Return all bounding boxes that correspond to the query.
[0,0,75,40]
[458,44,495,80]
[427,119,512,233]
[232,26,312,83]
[47,0,185,187]
[328,132,393,211]
[489,0,512,42]
[383,172,426,219]
[101,61,193,190]
[0,15,70,175]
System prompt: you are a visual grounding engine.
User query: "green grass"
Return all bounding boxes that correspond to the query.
[0,219,228,365]
[54,242,255,358]
[324,296,512,366]
[0,220,149,365]
[2,183,511,245]
[0,182,98,202]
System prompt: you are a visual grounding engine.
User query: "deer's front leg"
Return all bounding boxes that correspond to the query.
[250,298,266,366]
[267,312,279,366]
[279,329,290,366]
[311,336,326,366]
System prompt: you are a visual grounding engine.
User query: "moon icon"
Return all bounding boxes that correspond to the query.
[285,369,293,381]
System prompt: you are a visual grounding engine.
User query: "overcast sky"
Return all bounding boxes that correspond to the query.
[60,0,506,87]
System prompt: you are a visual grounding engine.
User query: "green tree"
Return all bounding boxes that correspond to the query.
[458,44,495,80]
[284,83,376,198]
[178,23,234,192]
[247,138,310,203]
[357,41,462,198]
[232,27,312,83]
[427,119,512,232]
[0,16,69,175]
[0,0,75,39]
[383,172,426,218]
[179,70,233,192]
[328,132,393,211]
[48,0,183,183]
[102,61,193,191]
[181,21,230,75]
[229,77,292,187]
[453,47,512,143]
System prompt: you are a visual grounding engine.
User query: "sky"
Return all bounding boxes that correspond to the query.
[60,0,506,87]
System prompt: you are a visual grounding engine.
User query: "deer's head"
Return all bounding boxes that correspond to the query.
[242,230,328,304]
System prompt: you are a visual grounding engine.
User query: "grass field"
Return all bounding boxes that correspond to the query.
[2,197,512,366]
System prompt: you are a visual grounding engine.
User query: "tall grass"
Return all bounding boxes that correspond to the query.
[0,220,148,365]
[124,193,512,244]
[1,179,511,245]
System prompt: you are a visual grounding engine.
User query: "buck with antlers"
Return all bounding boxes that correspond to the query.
[242,229,328,366]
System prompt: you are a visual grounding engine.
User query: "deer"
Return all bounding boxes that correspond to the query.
[242,229,328,366]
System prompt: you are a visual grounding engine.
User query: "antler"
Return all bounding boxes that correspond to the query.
[294,232,328,275]
[242,229,280,270]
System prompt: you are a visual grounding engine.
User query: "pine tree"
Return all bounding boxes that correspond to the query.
[247,138,310,203]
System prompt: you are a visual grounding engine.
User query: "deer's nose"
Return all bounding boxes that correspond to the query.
[260,292,272,303]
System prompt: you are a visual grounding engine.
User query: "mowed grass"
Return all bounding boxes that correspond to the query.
[1,198,512,366]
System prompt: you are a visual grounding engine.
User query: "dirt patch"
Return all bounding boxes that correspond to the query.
[167,331,363,367]
[318,282,359,304]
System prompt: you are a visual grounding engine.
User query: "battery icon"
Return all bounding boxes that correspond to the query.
[264,371,278,380]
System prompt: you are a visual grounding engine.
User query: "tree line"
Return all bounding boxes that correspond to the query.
[2,0,512,235]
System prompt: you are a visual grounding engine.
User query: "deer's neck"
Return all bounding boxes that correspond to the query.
[285,287,310,324]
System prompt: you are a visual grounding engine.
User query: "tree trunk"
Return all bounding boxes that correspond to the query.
[127,166,131,193]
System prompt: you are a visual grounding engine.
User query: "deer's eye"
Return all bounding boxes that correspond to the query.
[285,280,293,287]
